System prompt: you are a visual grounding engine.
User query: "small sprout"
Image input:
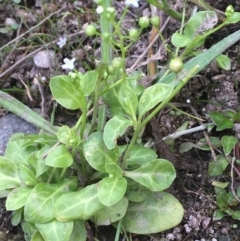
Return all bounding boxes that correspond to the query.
[125,0,140,8]
[138,16,150,28]
[129,28,138,40]
[62,58,76,70]
[85,24,96,36]
[150,16,160,27]
[169,57,183,73]
[96,6,104,14]
[57,36,67,48]
[225,5,234,18]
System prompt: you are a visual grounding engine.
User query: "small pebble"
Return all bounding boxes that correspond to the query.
[221,227,228,235]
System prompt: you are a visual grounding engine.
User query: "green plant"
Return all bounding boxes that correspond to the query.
[178,109,240,220]
[1,2,240,241]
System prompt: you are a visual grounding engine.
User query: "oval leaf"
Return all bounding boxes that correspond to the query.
[124,159,176,191]
[98,177,127,206]
[55,184,104,222]
[138,84,173,119]
[92,197,128,225]
[122,192,184,234]
[46,145,73,168]
[221,135,238,156]
[216,54,231,70]
[84,132,117,172]
[82,70,98,96]
[171,32,192,48]
[0,157,21,190]
[6,187,32,210]
[118,85,138,116]
[103,115,133,149]
[50,75,86,110]
[24,178,78,223]
[35,219,73,241]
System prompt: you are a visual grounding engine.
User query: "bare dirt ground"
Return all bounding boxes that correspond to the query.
[1,0,240,240]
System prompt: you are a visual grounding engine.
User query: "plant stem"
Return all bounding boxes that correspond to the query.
[100,0,113,64]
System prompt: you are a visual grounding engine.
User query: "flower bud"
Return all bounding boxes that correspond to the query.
[138,16,150,28]
[129,28,138,40]
[150,16,160,27]
[102,32,111,42]
[111,57,123,69]
[85,24,96,36]
[169,57,183,73]
[225,5,234,17]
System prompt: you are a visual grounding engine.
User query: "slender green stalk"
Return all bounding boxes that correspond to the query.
[114,218,122,241]
[100,0,113,63]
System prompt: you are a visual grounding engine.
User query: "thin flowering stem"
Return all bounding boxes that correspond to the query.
[100,0,113,64]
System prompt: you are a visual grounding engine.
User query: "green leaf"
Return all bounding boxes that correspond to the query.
[103,115,133,149]
[122,145,158,167]
[213,209,224,220]
[221,135,238,156]
[24,178,78,223]
[11,208,23,226]
[118,85,138,116]
[232,211,240,220]
[31,231,45,241]
[171,33,192,47]
[122,192,184,234]
[125,178,151,202]
[20,165,38,186]
[208,155,229,176]
[179,142,194,153]
[5,133,37,166]
[82,70,98,96]
[55,184,104,222]
[225,12,240,24]
[184,11,217,38]
[92,197,128,225]
[69,220,86,241]
[105,163,123,177]
[84,132,117,172]
[212,181,229,189]
[28,148,50,178]
[6,187,32,210]
[195,136,222,150]
[35,219,73,241]
[50,75,86,110]
[138,84,173,119]
[98,177,127,206]
[124,159,176,191]
[208,112,234,131]
[21,220,37,238]
[216,54,231,70]
[46,145,73,168]
[0,157,21,190]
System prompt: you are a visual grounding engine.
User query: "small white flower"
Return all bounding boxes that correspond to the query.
[62,58,76,70]
[125,0,140,8]
[57,36,67,48]
[186,99,191,103]
[96,6,104,14]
